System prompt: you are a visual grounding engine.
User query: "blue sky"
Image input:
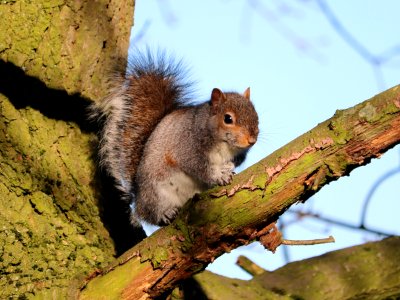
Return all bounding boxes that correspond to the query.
[131,0,400,279]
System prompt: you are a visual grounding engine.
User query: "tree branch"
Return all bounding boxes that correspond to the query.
[236,256,266,276]
[196,237,400,299]
[79,85,400,299]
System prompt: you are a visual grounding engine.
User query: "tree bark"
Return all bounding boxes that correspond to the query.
[0,0,133,99]
[0,1,135,298]
[191,237,400,300]
[79,85,400,299]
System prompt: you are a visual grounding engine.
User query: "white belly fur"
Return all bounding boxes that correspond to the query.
[156,171,205,211]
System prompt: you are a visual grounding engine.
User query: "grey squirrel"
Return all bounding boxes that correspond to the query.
[91,51,259,226]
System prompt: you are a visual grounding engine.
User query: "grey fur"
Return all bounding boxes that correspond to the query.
[134,92,259,225]
[91,51,259,226]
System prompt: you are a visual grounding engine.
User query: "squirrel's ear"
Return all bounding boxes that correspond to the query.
[211,88,226,106]
[243,87,251,101]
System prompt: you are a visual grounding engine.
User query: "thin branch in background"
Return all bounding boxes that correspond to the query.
[240,0,314,44]
[131,19,151,45]
[361,148,400,228]
[156,0,178,26]
[315,0,400,91]
[278,222,291,263]
[287,210,394,237]
[273,0,306,19]
[316,0,374,62]
[379,44,400,64]
[372,65,386,92]
[132,0,178,45]
[246,0,325,62]
[239,1,255,44]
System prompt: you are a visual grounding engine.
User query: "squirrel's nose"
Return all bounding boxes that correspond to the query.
[248,136,257,146]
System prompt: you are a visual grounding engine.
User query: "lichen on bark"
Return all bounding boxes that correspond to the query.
[0,94,115,298]
[0,1,135,297]
[0,0,133,100]
[252,236,400,299]
[190,237,400,300]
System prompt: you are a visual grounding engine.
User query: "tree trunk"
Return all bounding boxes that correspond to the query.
[79,85,400,299]
[0,0,132,99]
[0,1,135,298]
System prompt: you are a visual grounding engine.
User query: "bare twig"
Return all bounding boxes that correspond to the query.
[282,235,335,246]
[361,157,400,227]
[316,0,400,90]
[246,0,324,61]
[131,19,151,45]
[288,210,395,237]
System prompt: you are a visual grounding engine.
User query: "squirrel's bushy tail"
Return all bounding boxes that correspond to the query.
[91,50,192,195]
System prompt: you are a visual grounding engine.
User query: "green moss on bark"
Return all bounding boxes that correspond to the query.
[80,257,151,300]
[194,270,290,300]
[0,0,134,298]
[0,95,115,298]
[253,237,400,299]
[0,0,134,100]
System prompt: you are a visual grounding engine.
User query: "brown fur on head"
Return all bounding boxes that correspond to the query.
[210,88,259,150]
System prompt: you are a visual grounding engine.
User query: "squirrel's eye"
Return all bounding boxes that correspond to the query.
[224,114,233,124]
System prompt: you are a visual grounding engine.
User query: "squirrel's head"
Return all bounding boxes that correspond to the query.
[210,88,259,150]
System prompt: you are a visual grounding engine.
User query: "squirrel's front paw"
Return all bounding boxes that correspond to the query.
[213,162,235,186]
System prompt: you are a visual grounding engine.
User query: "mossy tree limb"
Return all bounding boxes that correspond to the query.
[236,255,266,277]
[79,85,400,299]
[191,237,400,300]
[252,236,400,299]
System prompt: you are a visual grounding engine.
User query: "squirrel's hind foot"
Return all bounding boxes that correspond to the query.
[158,206,180,226]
